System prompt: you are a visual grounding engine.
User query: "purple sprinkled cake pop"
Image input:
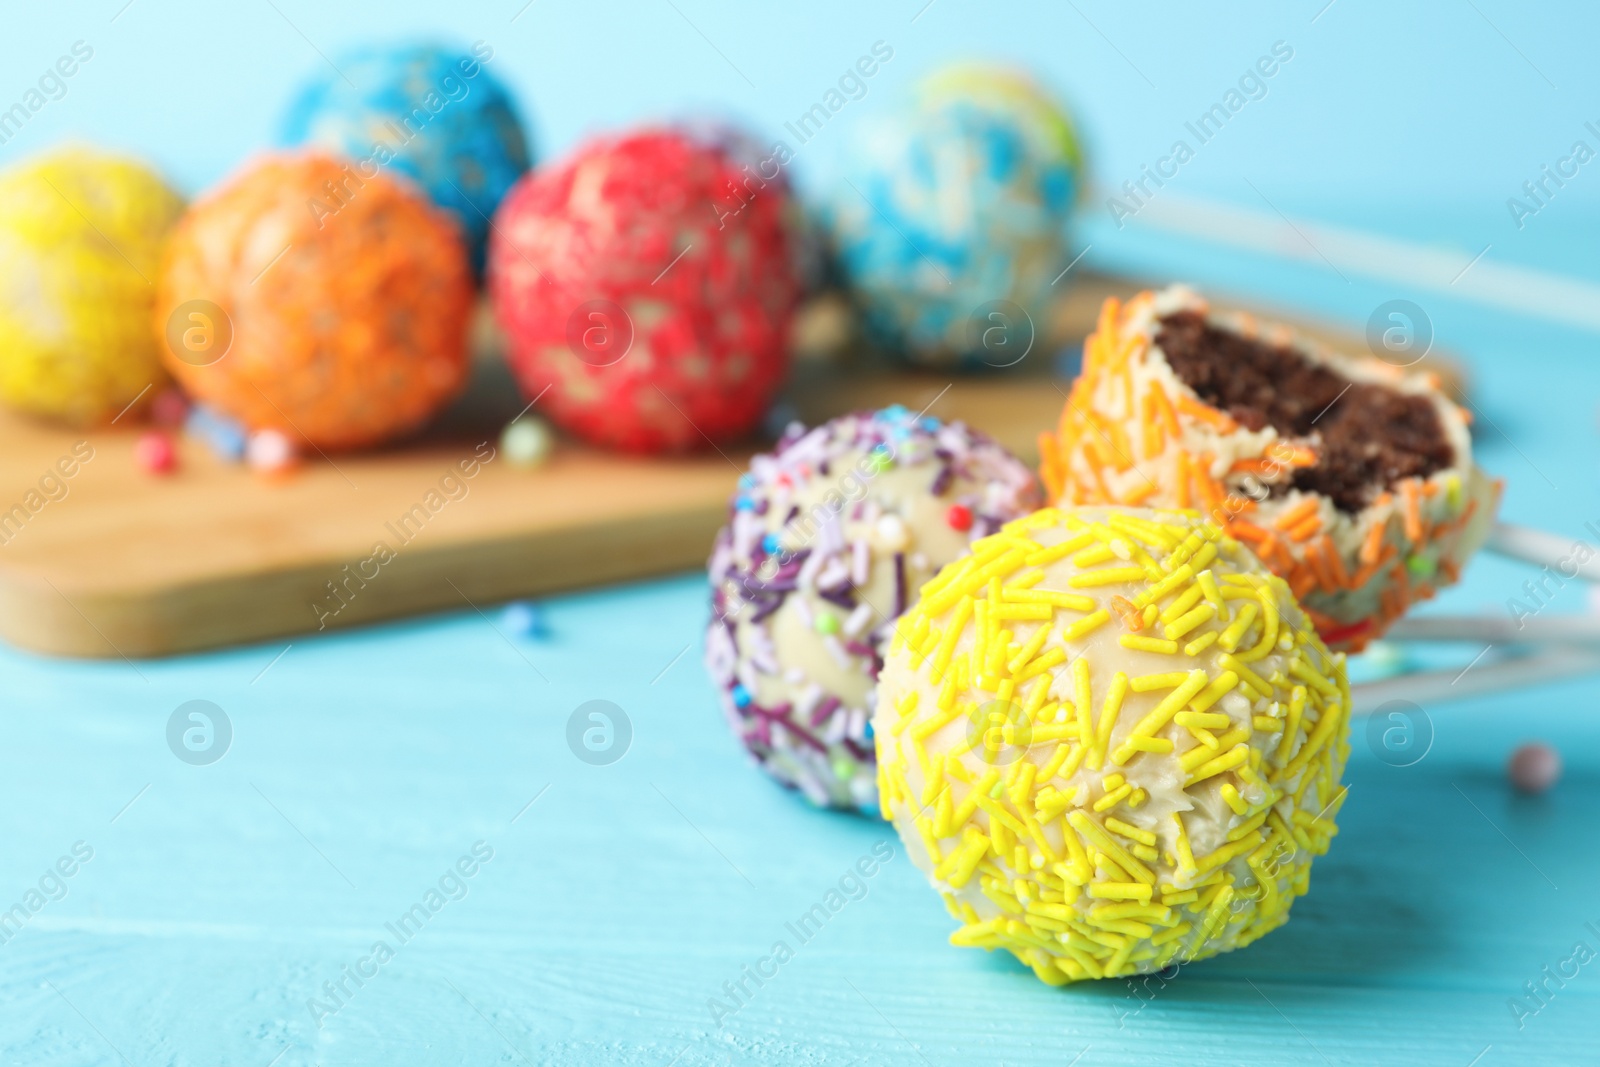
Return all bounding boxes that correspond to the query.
[705,406,1040,811]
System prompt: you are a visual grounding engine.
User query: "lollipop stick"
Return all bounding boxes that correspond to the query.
[1486,522,1600,583]
[1350,645,1600,716]
[1386,614,1600,645]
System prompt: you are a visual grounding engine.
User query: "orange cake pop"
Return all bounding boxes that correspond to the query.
[157,153,472,451]
[1039,286,1499,651]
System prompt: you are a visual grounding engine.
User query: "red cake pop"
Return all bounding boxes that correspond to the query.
[488,128,801,453]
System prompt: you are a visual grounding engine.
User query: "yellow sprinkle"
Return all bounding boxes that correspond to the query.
[1196,832,1264,876]
[1023,532,1095,568]
[1093,782,1134,811]
[1130,671,1190,692]
[1158,584,1205,625]
[929,597,974,682]
[1218,654,1273,699]
[1289,655,1339,697]
[1253,715,1283,732]
[1003,589,1098,612]
[1175,710,1229,730]
[953,767,1000,825]
[1072,543,1117,568]
[1003,570,1047,593]
[1186,744,1250,786]
[915,700,960,742]
[1068,811,1155,885]
[1069,565,1145,588]
[1227,809,1272,843]
[1220,783,1250,815]
[1016,647,1067,681]
[1090,671,1129,770]
[1102,773,1124,791]
[1284,702,1346,780]
[1072,657,1094,748]
[1006,623,1052,675]
[1276,686,1308,763]
[1062,609,1111,642]
[893,688,920,729]
[1123,735,1174,754]
[1234,588,1280,663]
[1135,563,1196,610]
[1181,727,1249,771]
[1160,889,1199,906]
[1091,901,1173,923]
[1021,674,1052,719]
[1172,813,1197,878]
[1117,669,1210,760]
[1119,634,1179,654]
[1087,881,1153,902]
[1183,631,1219,656]
[1104,817,1157,847]
[1113,513,1183,550]
[1163,602,1217,641]
[1218,601,1259,653]
[1039,743,1074,781]
[1188,671,1240,714]
[993,604,1053,622]
[1196,569,1228,622]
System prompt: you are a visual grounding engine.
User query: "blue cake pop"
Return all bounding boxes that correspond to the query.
[280,41,533,273]
[824,65,1083,367]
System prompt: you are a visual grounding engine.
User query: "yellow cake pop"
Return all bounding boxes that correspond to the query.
[874,505,1350,984]
[0,147,185,424]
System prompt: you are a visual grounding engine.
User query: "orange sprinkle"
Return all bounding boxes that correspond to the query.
[1125,479,1159,505]
[1287,446,1317,468]
[1400,481,1424,542]
[1359,519,1387,566]
[1151,386,1181,439]
[1289,568,1316,601]
[1176,394,1239,432]
[1286,513,1323,544]
[1320,534,1351,588]
[1082,441,1114,502]
[1273,497,1320,531]
[1110,595,1143,631]
[1303,539,1336,593]
[1228,520,1269,545]
[1174,452,1191,509]
[1140,391,1161,459]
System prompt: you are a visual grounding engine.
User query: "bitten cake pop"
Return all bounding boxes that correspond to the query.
[706,407,1040,810]
[1039,286,1500,650]
[280,41,532,273]
[874,506,1350,985]
[824,64,1082,366]
[157,153,472,450]
[490,127,802,453]
[0,148,185,425]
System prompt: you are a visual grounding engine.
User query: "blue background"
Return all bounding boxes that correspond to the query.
[3,1,1600,1064]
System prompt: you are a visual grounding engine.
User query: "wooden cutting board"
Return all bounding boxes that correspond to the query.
[0,272,1430,658]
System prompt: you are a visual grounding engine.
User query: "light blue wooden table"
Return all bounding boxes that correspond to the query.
[5,229,1600,1065]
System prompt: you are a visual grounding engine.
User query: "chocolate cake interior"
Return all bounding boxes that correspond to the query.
[1154,310,1454,513]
